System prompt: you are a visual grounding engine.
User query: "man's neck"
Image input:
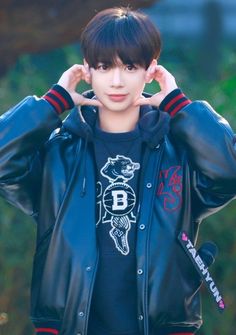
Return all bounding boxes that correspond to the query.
[98,107,140,133]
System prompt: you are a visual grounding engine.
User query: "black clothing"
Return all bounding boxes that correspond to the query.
[0,91,236,335]
[88,125,142,335]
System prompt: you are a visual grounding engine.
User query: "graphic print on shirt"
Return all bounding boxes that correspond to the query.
[97,155,140,255]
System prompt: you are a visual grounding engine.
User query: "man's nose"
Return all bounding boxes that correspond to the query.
[111,68,124,87]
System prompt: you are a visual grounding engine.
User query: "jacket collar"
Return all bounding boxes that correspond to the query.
[63,90,170,149]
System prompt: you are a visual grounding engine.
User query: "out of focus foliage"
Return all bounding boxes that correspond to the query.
[0,42,236,335]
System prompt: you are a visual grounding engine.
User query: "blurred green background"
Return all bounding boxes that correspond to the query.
[0,1,236,334]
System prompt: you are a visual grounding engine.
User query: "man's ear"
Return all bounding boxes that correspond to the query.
[145,59,157,84]
[83,59,92,84]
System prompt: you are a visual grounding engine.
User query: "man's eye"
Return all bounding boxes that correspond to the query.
[97,63,109,71]
[126,64,137,71]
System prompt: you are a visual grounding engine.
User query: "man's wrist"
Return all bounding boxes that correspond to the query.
[159,88,191,117]
[42,84,75,114]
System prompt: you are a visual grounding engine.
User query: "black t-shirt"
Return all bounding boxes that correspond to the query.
[88,124,142,335]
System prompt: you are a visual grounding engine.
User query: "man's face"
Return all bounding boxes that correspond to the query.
[87,58,153,114]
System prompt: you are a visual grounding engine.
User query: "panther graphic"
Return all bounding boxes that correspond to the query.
[101,155,140,182]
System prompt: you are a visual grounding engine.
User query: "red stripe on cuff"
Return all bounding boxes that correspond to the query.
[50,89,70,109]
[44,95,62,114]
[36,328,59,334]
[163,93,185,112]
[170,99,192,117]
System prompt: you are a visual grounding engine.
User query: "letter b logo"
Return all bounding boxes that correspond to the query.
[103,183,136,216]
[112,190,127,210]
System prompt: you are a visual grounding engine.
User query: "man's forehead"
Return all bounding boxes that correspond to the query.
[98,56,136,67]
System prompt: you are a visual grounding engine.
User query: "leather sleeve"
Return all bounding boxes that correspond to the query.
[170,101,236,219]
[0,96,62,216]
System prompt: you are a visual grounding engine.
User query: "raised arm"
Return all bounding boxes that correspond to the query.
[0,64,101,216]
[136,65,236,215]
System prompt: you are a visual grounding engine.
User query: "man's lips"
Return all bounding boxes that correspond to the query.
[107,94,128,102]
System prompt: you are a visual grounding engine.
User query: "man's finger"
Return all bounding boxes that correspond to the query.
[81,98,103,107]
[134,97,152,106]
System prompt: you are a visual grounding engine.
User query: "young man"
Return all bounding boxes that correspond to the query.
[0,6,236,335]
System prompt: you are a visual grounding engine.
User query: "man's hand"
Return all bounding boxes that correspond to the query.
[57,64,102,107]
[135,65,178,107]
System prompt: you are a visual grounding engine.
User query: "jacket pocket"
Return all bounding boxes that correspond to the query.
[31,224,55,318]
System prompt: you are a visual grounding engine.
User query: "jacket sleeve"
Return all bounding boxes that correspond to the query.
[170,100,236,218]
[0,96,62,217]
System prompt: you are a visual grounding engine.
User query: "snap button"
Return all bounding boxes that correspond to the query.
[155,144,160,149]
[138,314,144,320]
[137,269,143,275]
[76,333,82,335]
[78,312,84,317]
[86,266,92,272]
[146,183,152,188]
[139,224,145,230]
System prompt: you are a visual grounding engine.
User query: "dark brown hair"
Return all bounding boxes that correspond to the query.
[80,7,161,69]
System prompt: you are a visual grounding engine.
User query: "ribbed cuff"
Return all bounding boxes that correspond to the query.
[35,328,59,335]
[42,84,75,114]
[159,88,191,117]
[33,320,61,335]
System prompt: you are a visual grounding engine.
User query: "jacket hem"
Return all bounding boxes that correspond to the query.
[31,319,61,335]
[150,325,199,335]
